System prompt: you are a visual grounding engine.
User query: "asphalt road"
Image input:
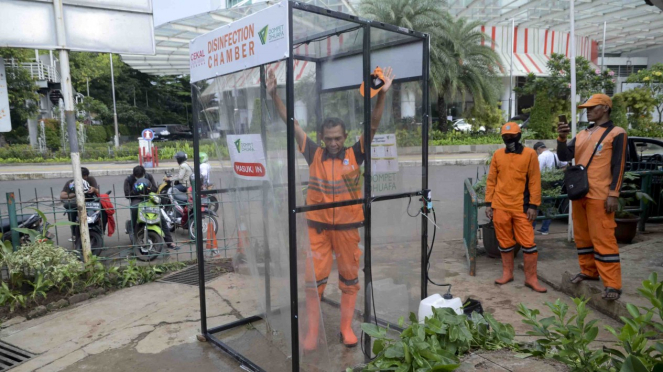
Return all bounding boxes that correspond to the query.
[0,164,483,260]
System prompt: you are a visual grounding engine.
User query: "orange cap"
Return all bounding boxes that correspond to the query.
[359,66,385,98]
[578,93,612,109]
[501,122,521,135]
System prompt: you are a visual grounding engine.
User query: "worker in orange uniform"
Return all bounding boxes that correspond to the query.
[557,94,627,301]
[267,66,395,350]
[485,123,547,293]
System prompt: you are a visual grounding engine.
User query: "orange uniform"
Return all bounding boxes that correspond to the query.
[485,123,546,293]
[485,146,541,251]
[557,121,627,290]
[300,134,365,297]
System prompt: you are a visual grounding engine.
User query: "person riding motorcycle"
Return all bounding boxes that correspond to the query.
[129,175,180,251]
[199,152,211,188]
[165,151,193,192]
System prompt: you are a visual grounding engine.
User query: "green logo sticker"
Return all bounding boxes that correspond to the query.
[258,25,269,45]
[234,139,241,153]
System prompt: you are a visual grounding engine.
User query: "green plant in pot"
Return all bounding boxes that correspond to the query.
[614,173,654,244]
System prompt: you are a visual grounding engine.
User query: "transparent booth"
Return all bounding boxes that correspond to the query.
[189,2,431,370]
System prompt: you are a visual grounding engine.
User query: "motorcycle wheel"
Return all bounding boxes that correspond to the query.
[89,230,104,257]
[74,230,104,257]
[208,195,219,213]
[134,230,164,262]
[188,213,219,241]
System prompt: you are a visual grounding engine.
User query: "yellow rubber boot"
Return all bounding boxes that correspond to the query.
[524,252,547,293]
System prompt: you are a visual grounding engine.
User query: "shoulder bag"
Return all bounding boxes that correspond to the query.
[564,126,614,200]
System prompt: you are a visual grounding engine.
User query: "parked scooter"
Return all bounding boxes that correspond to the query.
[0,212,53,246]
[131,192,166,261]
[165,185,218,241]
[73,190,110,257]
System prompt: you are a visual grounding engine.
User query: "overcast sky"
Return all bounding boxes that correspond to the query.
[153,0,212,26]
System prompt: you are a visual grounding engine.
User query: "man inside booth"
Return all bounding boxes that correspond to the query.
[267,66,394,350]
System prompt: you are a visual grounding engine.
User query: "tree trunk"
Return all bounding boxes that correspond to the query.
[437,95,449,132]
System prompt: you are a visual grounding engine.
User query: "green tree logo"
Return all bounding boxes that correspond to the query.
[258,25,269,45]
[234,139,241,153]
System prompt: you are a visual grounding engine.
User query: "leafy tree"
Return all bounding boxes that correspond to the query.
[76,96,109,124]
[0,48,39,145]
[611,94,628,130]
[358,0,502,132]
[515,53,615,124]
[526,90,555,139]
[615,87,657,130]
[626,63,663,124]
[468,101,502,131]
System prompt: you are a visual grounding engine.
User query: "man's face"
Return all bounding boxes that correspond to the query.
[322,125,347,155]
[536,147,545,155]
[82,175,88,181]
[586,104,609,122]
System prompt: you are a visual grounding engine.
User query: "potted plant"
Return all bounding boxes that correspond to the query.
[615,173,654,243]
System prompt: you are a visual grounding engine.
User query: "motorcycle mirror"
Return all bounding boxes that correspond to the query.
[106,190,112,195]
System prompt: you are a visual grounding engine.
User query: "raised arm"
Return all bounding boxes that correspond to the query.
[266,70,306,150]
[369,67,395,142]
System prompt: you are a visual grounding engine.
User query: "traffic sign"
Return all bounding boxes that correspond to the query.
[142,129,155,141]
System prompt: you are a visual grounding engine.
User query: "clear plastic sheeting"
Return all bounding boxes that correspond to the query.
[190,2,429,371]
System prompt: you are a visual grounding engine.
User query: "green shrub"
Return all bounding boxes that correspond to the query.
[43,119,62,151]
[528,91,555,139]
[612,94,628,130]
[86,125,108,143]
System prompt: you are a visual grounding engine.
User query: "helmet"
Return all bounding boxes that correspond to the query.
[200,152,209,163]
[68,180,91,193]
[133,178,151,195]
[175,151,187,164]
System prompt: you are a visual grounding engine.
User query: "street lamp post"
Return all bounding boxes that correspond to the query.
[110,53,119,148]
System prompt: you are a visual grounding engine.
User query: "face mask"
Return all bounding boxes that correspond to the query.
[503,134,521,152]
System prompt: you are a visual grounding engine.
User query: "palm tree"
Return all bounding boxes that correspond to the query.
[359,0,502,132]
[435,17,502,132]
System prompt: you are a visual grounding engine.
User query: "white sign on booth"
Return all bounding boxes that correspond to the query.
[226,134,269,181]
[189,1,289,83]
[0,58,10,133]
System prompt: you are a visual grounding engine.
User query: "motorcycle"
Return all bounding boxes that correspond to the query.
[73,191,110,257]
[131,192,166,261]
[0,212,53,246]
[165,185,219,241]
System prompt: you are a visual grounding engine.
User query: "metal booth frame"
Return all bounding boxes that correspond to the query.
[190,2,431,371]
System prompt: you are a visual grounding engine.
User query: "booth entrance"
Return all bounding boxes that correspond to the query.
[189,2,431,371]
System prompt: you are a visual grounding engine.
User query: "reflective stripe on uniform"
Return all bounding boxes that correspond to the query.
[339,274,358,286]
[521,245,538,254]
[316,277,328,287]
[577,247,594,255]
[594,252,620,263]
[498,245,515,253]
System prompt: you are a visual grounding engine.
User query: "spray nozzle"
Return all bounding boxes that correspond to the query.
[420,189,433,214]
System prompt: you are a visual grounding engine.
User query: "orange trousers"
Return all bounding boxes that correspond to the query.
[493,209,537,254]
[572,198,622,290]
[306,227,362,297]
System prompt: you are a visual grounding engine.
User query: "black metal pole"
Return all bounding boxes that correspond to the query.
[421,35,430,300]
[362,24,373,360]
[259,65,272,314]
[192,85,208,337]
[286,5,300,372]
[315,62,323,146]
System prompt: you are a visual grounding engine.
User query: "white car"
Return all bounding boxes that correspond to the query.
[453,119,485,133]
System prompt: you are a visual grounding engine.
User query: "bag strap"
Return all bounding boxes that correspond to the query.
[585,125,614,169]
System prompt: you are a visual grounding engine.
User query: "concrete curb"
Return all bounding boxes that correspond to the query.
[0,159,487,180]
[518,263,630,324]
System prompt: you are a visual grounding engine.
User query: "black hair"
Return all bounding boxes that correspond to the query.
[81,167,89,177]
[133,165,146,178]
[321,117,347,136]
[608,107,612,115]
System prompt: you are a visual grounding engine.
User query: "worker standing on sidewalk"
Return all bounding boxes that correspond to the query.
[557,94,627,301]
[485,123,547,293]
[267,66,394,350]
